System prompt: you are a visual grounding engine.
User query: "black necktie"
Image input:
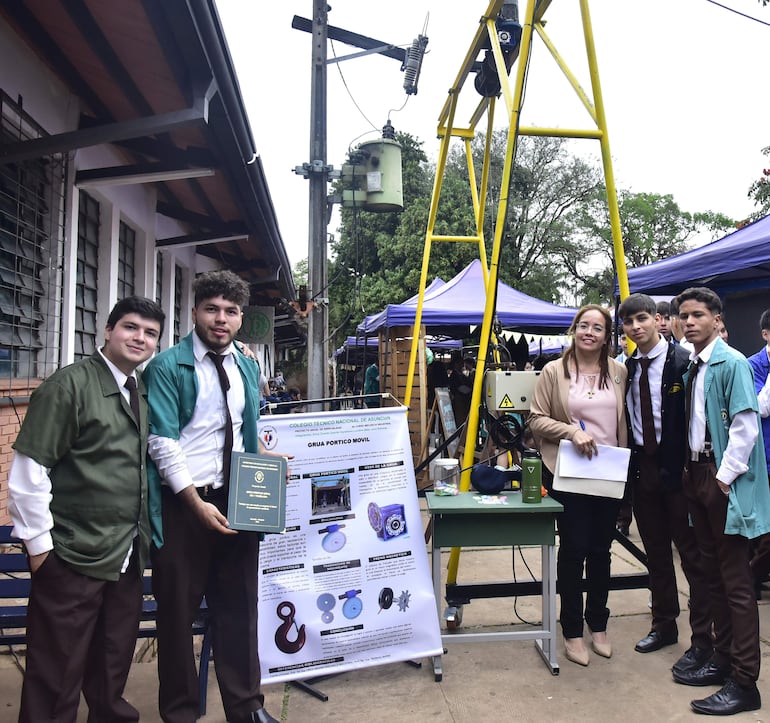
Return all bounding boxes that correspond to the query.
[638,357,657,455]
[124,376,140,426]
[207,352,233,487]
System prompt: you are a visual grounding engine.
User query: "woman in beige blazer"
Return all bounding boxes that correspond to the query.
[529,304,628,667]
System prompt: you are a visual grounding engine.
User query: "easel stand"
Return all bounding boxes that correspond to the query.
[289,660,424,702]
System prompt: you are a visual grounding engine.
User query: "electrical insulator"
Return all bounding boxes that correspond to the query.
[401,34,429,95]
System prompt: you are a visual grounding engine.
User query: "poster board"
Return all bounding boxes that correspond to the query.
[434,387,459,457]
[256,407,443,684]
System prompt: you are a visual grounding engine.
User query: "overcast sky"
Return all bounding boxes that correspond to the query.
[216,0,770,269]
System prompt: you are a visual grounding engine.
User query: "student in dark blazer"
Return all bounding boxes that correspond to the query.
[619,294,711,672]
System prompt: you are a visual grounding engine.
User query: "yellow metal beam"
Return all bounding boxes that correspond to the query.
[438,0,506,128]
[430,235,484,243]
[535,22,598,124]
[580,0,630,299]
[403,90,460,407]
[519,125,603,139]
[447,0,539,585]
[405,0,629,586]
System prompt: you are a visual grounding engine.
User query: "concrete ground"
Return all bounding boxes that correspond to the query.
[2,516,770,722]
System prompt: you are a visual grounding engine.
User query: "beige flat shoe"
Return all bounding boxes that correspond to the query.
[564,637,590,666]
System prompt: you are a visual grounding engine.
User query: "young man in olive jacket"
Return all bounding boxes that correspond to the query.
[620,294,711,671]
[8,296,164,722]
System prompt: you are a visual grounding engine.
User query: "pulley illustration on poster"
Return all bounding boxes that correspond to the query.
[257,407,443,684]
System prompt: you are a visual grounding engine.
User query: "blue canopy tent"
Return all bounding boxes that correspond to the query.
[627,215,770,297]
[527,334,570,357]
[334,336,462,358]
[357,259,577,335]
[625,214,770,354]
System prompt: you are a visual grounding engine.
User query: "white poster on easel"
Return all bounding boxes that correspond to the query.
[256,406,443,684]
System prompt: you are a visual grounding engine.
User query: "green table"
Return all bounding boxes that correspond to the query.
[425,491,563,678]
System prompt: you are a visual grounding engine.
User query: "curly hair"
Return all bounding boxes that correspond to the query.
[193,270,250,308]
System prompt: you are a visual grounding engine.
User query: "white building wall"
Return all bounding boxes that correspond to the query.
[1,16,278,372]
[1,18,198,357]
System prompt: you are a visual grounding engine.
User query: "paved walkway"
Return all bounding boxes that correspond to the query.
[1,523,769,722]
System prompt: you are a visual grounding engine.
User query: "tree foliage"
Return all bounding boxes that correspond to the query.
[292,257,308,287]
[747,145,770,222]
[566,190,734,303]
[325,129,737,341]
[327,132,480,346]
[458,133,605,302]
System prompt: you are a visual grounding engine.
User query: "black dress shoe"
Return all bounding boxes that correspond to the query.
[673,646,713,675]
[634,629,677,653]
[231,709,280,723]
[690,679,761,715]
[673,659,731,687]
[254,710,280,723]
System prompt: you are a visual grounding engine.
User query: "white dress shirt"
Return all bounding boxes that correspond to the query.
[688,337,758,486]
[8,350,137,569]
[148,332,245,494]
[758,350,770,419]
[627,336,667,447]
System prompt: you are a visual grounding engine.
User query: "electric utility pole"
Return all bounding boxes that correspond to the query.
[307,0,329,401]
[295,4,423,401]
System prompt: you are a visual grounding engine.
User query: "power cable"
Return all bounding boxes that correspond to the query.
[510,545,539,626]
[387,94,411,122]
[703,0,770,26]
[329,40,381,133]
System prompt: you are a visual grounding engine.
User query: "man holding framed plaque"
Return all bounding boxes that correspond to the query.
[145,270,278,723]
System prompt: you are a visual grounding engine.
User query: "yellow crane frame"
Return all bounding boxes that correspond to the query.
[403,0,631,584]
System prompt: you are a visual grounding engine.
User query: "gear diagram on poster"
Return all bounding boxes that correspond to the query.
[316,592,336,624]
[397,590,411,612]
[367,502,407,541]
[318,523,346,552]
[377,586,394,614]
[338,589,363,619]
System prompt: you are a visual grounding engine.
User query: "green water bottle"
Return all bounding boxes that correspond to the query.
[521,450,542,504]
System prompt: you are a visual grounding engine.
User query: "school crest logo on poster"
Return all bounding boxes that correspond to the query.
[261,425,278,450]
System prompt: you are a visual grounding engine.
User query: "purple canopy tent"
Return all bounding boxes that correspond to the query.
[357,260,577,334]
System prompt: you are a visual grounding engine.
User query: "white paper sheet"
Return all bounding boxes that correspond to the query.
[552,440,631,498]
[557,440,631,482]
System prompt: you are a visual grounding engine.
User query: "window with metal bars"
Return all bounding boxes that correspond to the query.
[155,252,163,306]
[117,219,135,299]
[0,91,65,387]
[173,263,182,344]
[75,191,99,360]
[155,252,163,350]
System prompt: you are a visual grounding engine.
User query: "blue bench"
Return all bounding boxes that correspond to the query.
[0,526,212,715]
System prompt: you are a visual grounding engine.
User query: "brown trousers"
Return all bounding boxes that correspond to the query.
[152,489,263,723]
[20,550,142,723]
[684,460,760,686]
[634,452,711,649]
